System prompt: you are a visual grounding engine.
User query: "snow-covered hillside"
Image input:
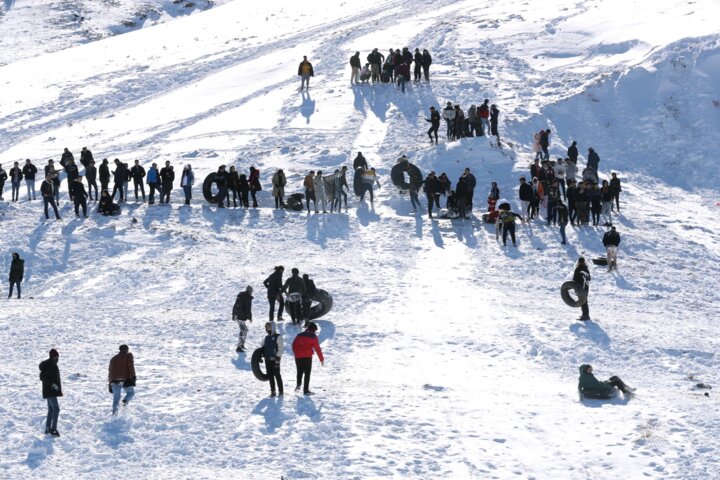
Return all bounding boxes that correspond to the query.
[1,0,719,478]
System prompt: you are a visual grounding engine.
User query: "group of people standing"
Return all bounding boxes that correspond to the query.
[350,47,432,87]
[432,99,500,144]
[232,268,325,397]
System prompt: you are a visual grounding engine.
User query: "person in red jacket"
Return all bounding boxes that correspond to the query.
[292,322,324,395]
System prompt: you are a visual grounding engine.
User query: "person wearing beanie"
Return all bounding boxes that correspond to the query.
[573,257,591,321]
[232,285,254,352]
[108,345,136,415]
[262,321,284,397]
[39,349,62,436]
[291,322,324,395]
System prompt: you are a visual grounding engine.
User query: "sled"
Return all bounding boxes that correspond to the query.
[307,289,333,320]
[251,348,269,382]
[591,257,608,266]
[560,280,587,308]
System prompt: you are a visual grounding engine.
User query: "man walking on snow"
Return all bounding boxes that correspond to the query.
[39,349,62,436]
[298,56,314,91]
[233,286,253,352]
[108,345,136,415]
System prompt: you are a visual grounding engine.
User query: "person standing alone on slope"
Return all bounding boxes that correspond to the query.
[8,252,24,299]
[233,286,253,352]
[39,349,62,436]
[574,257,591,321]
[108,345,136,415]
[298,56,314,91]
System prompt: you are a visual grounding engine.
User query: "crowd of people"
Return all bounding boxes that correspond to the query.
[349,47,433,88]
[432,99,500,144]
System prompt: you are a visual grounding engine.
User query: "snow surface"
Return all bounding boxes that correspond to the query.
[1,0,720,478]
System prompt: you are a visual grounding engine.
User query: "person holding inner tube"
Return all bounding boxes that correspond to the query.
[574,257,591,321]
[261,321,284,397]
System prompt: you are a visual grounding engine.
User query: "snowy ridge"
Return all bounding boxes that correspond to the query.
[1,0,720,478]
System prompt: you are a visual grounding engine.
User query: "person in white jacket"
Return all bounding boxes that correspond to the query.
[314,171,327,213]
[553,158,567,200]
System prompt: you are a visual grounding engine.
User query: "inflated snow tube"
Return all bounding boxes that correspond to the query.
[307,289,333,320]
[390,163,409,190]
[561,281,587,308]
[407,163,423,188]
[579,387,617,400]
[592,257,608,266]
[203,173,221,204]
[251,348,269,382]
[353,168,366,196]
[284,193,305,211]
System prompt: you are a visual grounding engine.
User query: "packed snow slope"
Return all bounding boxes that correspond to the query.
[1,0,720,478]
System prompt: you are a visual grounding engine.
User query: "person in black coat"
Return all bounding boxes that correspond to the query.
[263,266,285,321]
[80,147,94,169]
[422,172,439,219]
[232,286,253,352]
[8,252,24,299]
[566,180,577,225]
[426,106,440,144]
[160,161,175,204]
[573,257,591,320]
[70,177,89,217]
[39,349,63,436]
[23,159,38,201]
[413,48,423,81]
[215,165,229,208]
[490,104,500,140]
[0,164,6,200]
[9,161,23,202]
[421,49,432,81]
[99,159,111,192]
[587,148,600,173]
[352,152,368,171]
[539,129,551,160]
[602,226,621,271]
[567,141,578,164]
[40,175,61,220]
[349,52,361,85]
[462,168,477,211]
[99,189,119,216]
[130,160,146,202]
[301,274,317,324]
[227,166,240,207]
[610,172,621,212]
[85,160,98,201]
[518,177,533,221]
[112,159,127,203]
[64,159,79,200]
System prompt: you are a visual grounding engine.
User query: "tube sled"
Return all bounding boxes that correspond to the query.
[284,193,305,211]
[591,257,608,266]
[307,289,333,320]
[390,163,409,190]
[202,173,221,204]
[579,386,618,400]
[251,348,269,382]
[353,168,366,196]
[560,280,587,308]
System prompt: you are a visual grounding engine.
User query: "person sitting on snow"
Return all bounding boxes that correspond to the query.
[578,364,634,399]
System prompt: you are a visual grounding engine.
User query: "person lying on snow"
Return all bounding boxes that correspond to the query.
[578,364,635,399]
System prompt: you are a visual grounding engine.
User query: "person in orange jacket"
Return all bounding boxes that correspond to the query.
[291,322,324,395]
[298,56,314,91]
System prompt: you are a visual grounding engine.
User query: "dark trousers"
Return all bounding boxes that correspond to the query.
[547,200,556,224]
[426,193,434,218]
[410,189,420,210]
[302,298,312,321]
[134,180,146,200]
[502,222,516,245]
[581,293,589,319]
[422,65,429,81]
[612,192,620,211]
[87,180,98,200]
[148,184,160,204]
[287,300,303,324]
[161,186,172,203]
[43,195,60,219]
[268,295,284,320]
[74,197,87,217]
[568,203,577,224]
[11,181,20,201]
[295,357,313,394]
[250,190,258,207]
[266,358,283,395]
[112,182,125,202]
[558,179,566,200]
[445,119,454,140]
[428,125,438,142]
[217,186,228,207]
[414,65,421,81]
[46,397,60,431]
[608,376,629,393]
[8,281,21,298]
[274,195,283,209]
[305,189,316,211]
[592,209,601,225]
[360,186,375,204]
[100,180,109,192]
[0,180,4,198]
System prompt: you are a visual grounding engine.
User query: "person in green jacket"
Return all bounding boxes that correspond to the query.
[578,364,634,399]
[283,268,307,325]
